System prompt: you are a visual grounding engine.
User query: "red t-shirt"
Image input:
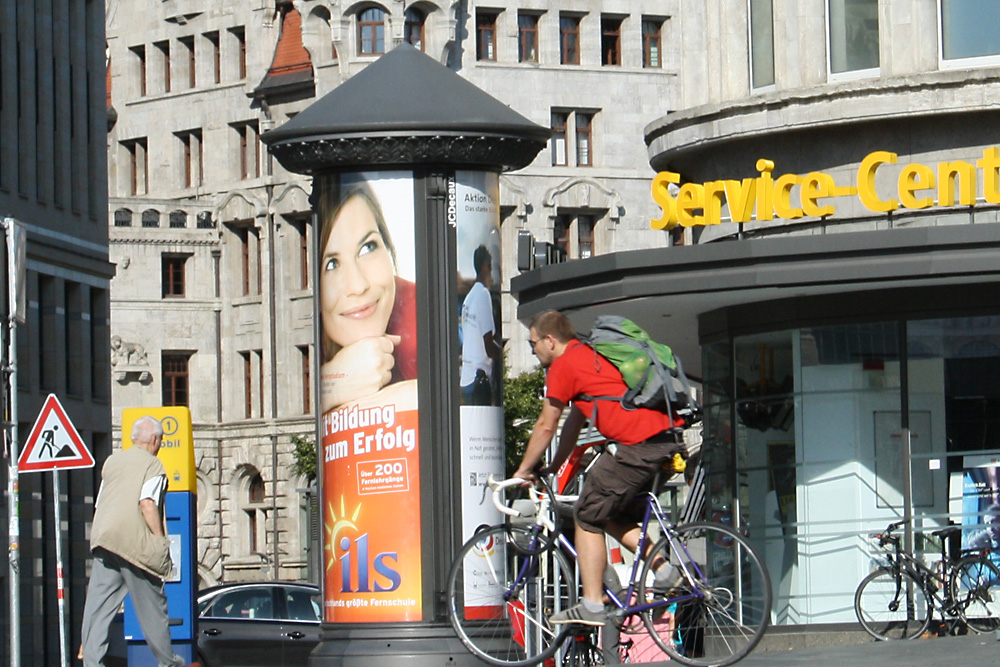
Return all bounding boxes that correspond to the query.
[545,339,678,445]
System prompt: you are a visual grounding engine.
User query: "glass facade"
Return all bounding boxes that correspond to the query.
[702,316,1000,625]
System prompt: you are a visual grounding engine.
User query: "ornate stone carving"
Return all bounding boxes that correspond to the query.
[111,335,152,384]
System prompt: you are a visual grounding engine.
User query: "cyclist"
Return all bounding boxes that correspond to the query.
[514,309,687,626]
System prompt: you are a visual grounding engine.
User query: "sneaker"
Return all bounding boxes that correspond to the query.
[652,564,683,593]
[549,602,607,626]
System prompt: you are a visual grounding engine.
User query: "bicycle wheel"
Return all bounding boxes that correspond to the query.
[951,555,1000,633]
[556,628,613,666]
[637,521,772,667]
[447,524,574,667]
[854,568,931,640]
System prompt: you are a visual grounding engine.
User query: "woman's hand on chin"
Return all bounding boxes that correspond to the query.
[320,334,401,412]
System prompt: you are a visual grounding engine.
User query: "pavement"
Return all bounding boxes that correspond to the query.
[738,632,1000,666]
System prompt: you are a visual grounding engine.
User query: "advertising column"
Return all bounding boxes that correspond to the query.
[317,172,423,622]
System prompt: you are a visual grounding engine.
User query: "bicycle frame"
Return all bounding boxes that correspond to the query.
[494,473,703,623]
[457,471,771,667]
[872,524,966,619]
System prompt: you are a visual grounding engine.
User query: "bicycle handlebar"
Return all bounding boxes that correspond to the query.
[869,520,907,548]
[486,475,579,518]
[487,476,529,517]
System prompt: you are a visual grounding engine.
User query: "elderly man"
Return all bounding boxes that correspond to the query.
[80,415,198,667]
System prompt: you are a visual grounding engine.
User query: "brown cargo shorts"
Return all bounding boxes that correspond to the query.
[574,432,684,534]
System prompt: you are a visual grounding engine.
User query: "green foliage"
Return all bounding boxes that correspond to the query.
[290,433,318,481]
[503,363,545,476]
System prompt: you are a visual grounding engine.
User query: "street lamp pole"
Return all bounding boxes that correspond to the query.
[3,217,25,667]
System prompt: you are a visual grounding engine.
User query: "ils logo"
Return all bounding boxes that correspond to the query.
[327,496,401,592]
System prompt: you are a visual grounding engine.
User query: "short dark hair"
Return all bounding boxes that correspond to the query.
[474,245,491,276]
[529,310,575,343]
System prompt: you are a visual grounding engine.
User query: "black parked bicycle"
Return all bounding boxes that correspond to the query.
[854,520,1000,640]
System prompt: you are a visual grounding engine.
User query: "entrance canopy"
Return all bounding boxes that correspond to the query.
[511,223,1000,380]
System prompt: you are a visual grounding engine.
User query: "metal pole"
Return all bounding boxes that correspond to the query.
[4,217,21,667]
[899,321,913,558]
[53,471,67,667]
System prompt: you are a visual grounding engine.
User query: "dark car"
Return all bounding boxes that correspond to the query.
[196,582,321,667]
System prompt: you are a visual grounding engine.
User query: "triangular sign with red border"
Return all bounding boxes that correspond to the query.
[18,394,95,473]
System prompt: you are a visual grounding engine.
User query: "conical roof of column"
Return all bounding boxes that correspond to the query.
[262,42,549,174]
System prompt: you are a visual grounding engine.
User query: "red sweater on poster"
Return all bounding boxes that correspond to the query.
[387,276,418,384]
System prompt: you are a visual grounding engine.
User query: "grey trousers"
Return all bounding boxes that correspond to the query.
[80,548,184,667]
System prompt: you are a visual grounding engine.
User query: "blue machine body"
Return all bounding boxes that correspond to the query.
[124,491,197,665]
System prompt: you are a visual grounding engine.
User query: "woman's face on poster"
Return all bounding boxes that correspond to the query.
[320,194,396,348]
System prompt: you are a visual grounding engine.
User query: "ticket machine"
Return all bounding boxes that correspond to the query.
[121,407,198,666]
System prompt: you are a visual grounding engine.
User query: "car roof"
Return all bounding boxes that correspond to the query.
[197,581,318,601]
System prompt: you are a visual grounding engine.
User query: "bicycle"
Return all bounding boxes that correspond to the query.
[445,460,773,667]
[854,519,1000,640]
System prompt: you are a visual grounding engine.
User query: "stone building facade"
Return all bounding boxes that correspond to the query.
[105,0,677,585]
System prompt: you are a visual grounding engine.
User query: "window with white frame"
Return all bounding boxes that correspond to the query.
[828,0,879,75]
[749,0,774,88]
[940,0,1000,64]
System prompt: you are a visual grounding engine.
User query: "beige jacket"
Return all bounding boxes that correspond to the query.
[90,446,172,578]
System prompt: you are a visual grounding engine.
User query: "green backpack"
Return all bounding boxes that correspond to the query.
[580,316,700,422]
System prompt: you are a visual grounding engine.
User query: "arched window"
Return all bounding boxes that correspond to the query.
[169,210,187,228]
[358,7,386,56]
[404,7,425,51]
[141,209,161,228]
[114,208,133,227]
[196,211,215,228]
[236,466,268,556]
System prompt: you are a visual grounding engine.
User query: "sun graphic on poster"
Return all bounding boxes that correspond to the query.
[325,495,362,571]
